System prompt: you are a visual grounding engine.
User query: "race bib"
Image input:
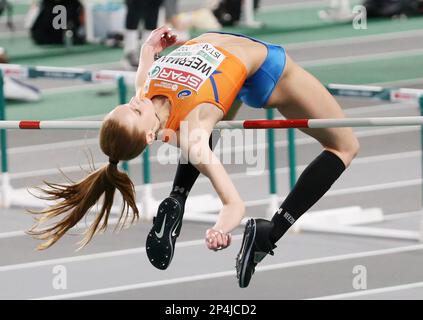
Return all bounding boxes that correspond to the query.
[148,43,226,92]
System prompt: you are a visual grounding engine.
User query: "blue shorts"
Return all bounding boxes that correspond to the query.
[205,31,286,108]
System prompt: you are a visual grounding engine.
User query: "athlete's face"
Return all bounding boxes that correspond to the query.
[109,97,157,144]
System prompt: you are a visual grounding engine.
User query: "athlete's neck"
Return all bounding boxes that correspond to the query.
[152,96,171,134]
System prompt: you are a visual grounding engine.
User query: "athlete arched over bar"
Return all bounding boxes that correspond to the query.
[28,26,359,288]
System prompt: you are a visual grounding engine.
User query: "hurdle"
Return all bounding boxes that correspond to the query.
[287,84,423,242]
[0,63,136,85]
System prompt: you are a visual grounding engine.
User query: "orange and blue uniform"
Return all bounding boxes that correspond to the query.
[144,32,286,138]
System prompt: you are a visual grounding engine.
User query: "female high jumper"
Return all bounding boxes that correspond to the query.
[28,26,359,288]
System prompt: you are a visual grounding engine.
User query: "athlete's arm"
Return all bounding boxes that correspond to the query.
[179,123,245,251]
[135,26,177,97]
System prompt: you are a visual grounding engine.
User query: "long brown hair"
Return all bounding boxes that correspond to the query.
[27,116,147,250]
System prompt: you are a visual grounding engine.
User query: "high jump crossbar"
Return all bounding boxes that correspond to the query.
[1,117,423,130]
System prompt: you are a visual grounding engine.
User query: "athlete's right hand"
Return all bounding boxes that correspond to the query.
[142,25,177,54]
[205,228,232,251]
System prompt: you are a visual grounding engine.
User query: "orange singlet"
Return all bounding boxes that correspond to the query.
[144,40,247,141]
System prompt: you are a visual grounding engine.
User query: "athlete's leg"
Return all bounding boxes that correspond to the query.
[169,99,242,206]
[237,55,359,288]
[269,55,359,242]
[146,100,242,270]
[123,0,143,66]
[141,0,164,43]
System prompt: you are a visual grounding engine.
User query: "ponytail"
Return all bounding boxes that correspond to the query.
[27,163,139,250]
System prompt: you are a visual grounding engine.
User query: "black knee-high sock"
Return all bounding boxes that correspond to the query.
[270,150,346,243]
[169,130,221,207]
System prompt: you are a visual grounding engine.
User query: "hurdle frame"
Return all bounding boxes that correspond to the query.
[288,83,423,242]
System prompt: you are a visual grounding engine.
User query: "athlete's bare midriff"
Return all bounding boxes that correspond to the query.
[192,33,268,78]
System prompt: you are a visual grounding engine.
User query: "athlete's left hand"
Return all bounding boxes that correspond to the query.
[142,25,178,54]
[205,228,232,251]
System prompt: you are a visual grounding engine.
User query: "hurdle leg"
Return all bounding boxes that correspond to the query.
[141,147,156,220]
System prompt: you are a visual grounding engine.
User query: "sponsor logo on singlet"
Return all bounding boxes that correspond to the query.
[156,67,202,90]
[153,81,178,91]
[150,66,161,77]
[148,43,226,92]
[177,89,192,99]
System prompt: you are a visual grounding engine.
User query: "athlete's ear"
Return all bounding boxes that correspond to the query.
[145,130,156,145]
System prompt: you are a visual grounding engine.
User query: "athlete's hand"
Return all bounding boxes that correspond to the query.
[205,228,232,251]
[142,25,177,54]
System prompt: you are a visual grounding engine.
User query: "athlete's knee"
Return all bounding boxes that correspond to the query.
[329,135,359,167]
[345,135,360,162]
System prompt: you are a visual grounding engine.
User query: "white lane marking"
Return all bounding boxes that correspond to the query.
[372,77,423,87]
[0,235,242,272]
[0,217,124,239]
[260,0,329,12]
[326,179,422,197]
[42,83,114,95]
[34,271,238,300]
[383,210,423,221]
[9,138,99,155]
[343,103,416,115]
[286,29,423,50]
[301,48,423,68]
[0,230,26,239]
[34,243,423,300]
[310,281,423,300]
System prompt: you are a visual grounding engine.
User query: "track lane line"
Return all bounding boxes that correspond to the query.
[33,243,423,300]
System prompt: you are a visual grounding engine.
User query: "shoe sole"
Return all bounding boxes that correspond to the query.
[146,197,182,270]
[237,219,256,288]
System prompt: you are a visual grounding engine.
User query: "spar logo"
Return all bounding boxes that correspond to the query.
[157,67,202,90]
[177,89,192,99]
[150,66,161,77]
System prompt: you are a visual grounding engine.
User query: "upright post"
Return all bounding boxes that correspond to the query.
[266,109,279,218]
